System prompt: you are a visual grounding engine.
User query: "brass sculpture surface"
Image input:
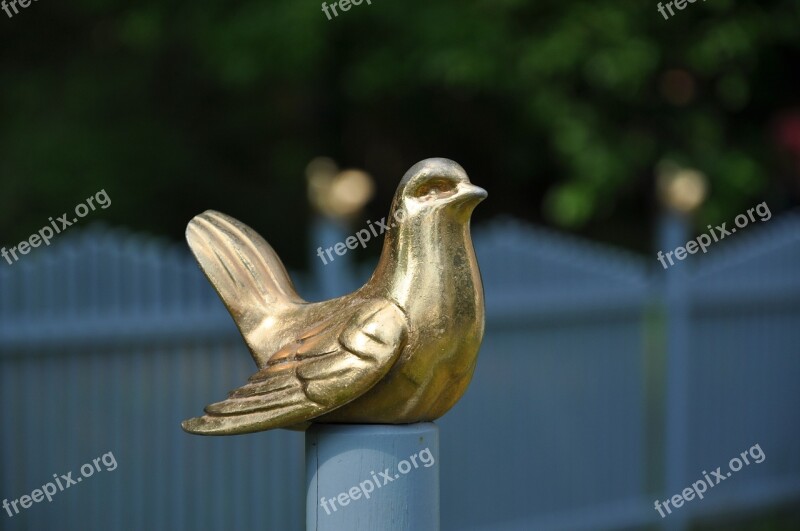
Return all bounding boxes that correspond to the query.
[182,158,486,435]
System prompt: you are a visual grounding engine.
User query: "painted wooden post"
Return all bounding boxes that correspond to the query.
[306,423,440,531]
[660,210,690,531]
[310,215,357,299]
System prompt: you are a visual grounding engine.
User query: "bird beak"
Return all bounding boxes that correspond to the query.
[458,183,488,202]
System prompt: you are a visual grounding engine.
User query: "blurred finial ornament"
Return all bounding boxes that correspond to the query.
[657,159,708,214]
[305,157,375,219]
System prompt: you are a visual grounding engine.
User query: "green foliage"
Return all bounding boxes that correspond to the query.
[0,0,798,262]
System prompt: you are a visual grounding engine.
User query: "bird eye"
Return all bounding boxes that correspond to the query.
[414,178,457,200]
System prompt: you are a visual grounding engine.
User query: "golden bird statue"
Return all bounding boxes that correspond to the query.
[182,158,486,435]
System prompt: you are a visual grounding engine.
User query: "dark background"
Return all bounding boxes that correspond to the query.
[1,0,799,269]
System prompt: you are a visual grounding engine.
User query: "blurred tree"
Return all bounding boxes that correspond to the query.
[0,0,798,268]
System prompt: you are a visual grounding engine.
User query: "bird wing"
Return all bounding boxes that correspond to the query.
[186,210,305,364]
[181,298,408,435]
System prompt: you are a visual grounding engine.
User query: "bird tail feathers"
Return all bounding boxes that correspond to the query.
[186,210,305,341]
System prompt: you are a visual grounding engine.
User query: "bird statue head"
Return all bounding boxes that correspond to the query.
[389,158,487,224]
